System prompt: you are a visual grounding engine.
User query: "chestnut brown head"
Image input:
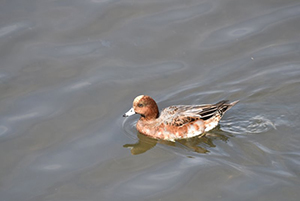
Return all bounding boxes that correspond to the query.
[123,95,159,120]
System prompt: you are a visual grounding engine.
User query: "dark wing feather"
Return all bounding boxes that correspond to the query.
[197,100,229,120]
[161,100,235,126]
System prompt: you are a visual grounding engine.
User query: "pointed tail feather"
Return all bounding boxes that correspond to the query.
[229,100,239,107]
[219,100,239,114]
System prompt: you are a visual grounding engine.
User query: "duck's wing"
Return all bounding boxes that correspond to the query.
[161,100,239,126]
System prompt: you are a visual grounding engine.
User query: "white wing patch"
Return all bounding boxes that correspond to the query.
[186,121,205,138]
[204,120,219,132]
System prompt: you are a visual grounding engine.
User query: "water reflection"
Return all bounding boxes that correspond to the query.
[123,128,229,155]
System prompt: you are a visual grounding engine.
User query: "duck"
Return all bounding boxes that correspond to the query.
[123,95,239,141]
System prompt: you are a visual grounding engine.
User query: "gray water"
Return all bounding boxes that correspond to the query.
[1,0,300,201]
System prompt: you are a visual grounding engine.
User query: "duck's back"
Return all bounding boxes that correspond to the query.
[159,100,239,127]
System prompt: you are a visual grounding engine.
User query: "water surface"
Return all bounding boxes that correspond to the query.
[0,0,300,201]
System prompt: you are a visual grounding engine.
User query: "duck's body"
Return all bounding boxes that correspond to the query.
[123,95,239,141]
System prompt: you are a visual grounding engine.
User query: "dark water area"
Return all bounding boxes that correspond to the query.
[1,0,300,201]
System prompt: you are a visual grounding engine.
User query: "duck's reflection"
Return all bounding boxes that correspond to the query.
[123,128,229,155]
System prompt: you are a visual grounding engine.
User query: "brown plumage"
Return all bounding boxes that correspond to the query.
[123,95,239,141]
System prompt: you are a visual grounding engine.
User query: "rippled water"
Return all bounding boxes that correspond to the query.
[1,0,300,201]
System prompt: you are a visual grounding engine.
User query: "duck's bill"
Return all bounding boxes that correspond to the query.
[123,108,136,117]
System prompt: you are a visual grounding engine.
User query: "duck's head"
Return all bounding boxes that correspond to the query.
[123,95,159,120]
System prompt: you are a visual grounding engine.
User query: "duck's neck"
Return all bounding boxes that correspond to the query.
[142,105,159,120]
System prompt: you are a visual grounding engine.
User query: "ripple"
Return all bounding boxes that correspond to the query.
[203,4,300,47]
[7,105,54,123]
[0,22,32,38]
[222,115,276,134]
[63,81,92,92]
[41,164,62,171]
[107,157,214,199]
[8,112,39,122]
[252,42,300,58]
[145,2,213,25]
[42,40,110,57]
[0,125,8,137]
[84,61,185,85]
[122,115,138,140]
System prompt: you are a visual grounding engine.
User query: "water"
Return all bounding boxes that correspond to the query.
[0,0,300,201]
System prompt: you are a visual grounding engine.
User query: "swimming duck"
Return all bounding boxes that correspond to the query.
[123,95,238,141]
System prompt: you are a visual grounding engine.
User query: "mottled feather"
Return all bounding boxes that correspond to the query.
[123,95,239,141]
[160,100,235,126]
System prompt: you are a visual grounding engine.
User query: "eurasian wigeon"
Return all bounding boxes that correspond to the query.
[123,95,239,141]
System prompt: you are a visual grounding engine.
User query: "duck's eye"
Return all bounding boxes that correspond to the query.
[138,103,143,107]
